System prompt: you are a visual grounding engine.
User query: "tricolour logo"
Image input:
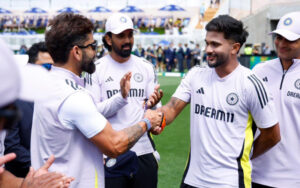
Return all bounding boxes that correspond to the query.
[294,79,300,90]
[133,73,143,82]
[226,93,239,105]
[284,17,292,26]
[120,16,127,23]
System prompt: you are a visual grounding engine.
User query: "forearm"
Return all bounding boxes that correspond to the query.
[0,170,23,188]
[96,93,127,118]
[160,97,187,125]
[160,105,177,125]
[100,122,147,158]
[252,124,280,159]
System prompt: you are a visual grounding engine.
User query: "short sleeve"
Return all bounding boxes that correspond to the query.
[58,92,107,138]
[172,68,195,103]
[246,74,278,128]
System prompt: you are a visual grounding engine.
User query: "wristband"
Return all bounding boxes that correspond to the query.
[160,114,166,131]
[141,118,151,131]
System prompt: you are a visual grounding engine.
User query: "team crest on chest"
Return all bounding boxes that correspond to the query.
[295,79,300,90]
[226,93,239,105]
[133,73,143,82]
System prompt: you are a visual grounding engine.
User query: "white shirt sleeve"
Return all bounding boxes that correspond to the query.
[95,92,128,118]
[172,69,194,103]
[85,69,128,118]
[58,92,107,139]
[246,73,278,128]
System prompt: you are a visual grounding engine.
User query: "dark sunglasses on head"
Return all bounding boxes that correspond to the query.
[78,40,98,51]
[0,103,21,129]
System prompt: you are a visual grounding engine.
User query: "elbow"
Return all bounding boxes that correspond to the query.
[272,133,281,146]
[269,124,281,147]
[105,138,126,158]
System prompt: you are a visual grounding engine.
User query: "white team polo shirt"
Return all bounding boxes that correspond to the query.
[31,67,107,188]
[86,54,159,156]
[173,64,278,188]
[252,58,300,187]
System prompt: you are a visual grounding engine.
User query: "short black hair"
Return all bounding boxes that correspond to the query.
[27,42,48,64]
[205,15,249,48]
[45,13,94,64]
[102,32,112,51]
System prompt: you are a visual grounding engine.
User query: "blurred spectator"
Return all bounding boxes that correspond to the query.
[146,46,152,61]
[96,44,106,59]
[200,3,206,19]
[253,44,260,55]
[133,44,145,57]
[176,43,185,73]
[184,43,192,70]
[244,44,253,55]
[192,43,201,65]
[157,45,164,72]
[19,45,27,54]
[164,43,176,72]
[261,43,271,55]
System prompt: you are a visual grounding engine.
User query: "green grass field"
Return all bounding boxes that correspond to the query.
[154,76,191,188]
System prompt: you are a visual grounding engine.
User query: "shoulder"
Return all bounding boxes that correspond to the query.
[184,65,209,79]
[95,55,110,67]
[252,58,280,73]
[132,55,154,70]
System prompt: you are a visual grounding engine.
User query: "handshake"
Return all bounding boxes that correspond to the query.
[142,109,166,135]
[141,84,166,135]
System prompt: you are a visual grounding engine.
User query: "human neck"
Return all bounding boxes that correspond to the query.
[280,58,294,70]
[215,59,239,78]
[54,61,81,76]
[110,51,130,63]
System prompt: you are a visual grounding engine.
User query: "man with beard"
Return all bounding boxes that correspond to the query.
[31,13,163,188]
[85,13,162,188]
[251,12,300,188]
[151,15,281,188]
[0,38,74,188]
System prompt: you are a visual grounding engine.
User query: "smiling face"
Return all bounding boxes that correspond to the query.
[205,31,234,68]
[275,34,300,61]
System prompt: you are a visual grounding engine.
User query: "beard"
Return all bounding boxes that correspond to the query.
[81,51,96,74]
[207,53,228,68]
[111,41,132,58]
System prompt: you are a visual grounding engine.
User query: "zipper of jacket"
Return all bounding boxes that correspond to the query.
[279,59,293,90]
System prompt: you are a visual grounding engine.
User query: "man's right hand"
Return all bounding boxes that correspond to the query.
[120,72,132,98]
[143,110,163,130]
[21,155,74,188]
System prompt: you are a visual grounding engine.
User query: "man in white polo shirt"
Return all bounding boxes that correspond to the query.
[85,13,163,188]
[153,15,281,188]
[0,39,74,187]
[251,12,300,188]
[30,13,163,188]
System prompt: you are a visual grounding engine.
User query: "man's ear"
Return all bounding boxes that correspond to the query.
[70,46,82,61]
[105,35,112,46]
[231,43,241,55]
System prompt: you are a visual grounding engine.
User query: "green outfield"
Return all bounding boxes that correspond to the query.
[154,76,191,188]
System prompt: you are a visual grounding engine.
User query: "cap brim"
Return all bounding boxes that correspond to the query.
[271,29,300,41]
[110,27,134,34]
